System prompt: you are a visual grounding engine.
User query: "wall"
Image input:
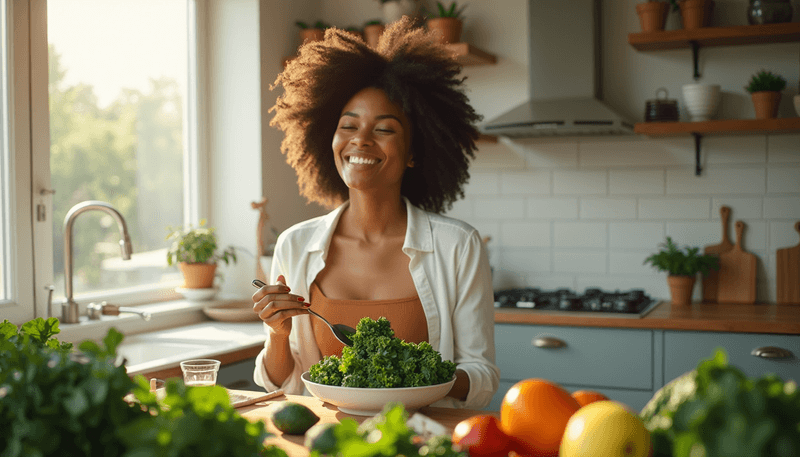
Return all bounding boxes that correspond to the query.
[259,0,800,303]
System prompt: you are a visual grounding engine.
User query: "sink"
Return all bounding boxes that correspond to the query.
[117,340,217,367]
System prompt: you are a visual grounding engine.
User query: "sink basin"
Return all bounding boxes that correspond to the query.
[117,340,217,367]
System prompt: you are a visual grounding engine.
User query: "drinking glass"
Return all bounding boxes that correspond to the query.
[180,359,221,387]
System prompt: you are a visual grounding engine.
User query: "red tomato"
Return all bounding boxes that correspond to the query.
[452,414,513,457]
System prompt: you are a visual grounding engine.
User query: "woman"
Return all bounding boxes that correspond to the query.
[252,17,498,409]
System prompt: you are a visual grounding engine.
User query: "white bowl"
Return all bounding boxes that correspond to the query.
[794,94,800,117]
[176,287,218,301]
[301,371,456,416]
[682,83,720,122]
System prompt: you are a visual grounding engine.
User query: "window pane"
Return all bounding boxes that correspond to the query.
[0,0,9,301]
[48,0,188,298]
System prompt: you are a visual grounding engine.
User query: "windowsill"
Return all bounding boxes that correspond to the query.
[56,294,251,344]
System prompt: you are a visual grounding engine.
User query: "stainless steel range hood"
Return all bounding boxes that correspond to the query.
[480,0,634,138]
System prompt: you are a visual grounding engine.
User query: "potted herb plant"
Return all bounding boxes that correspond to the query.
[678,0,714,29]
[644,237,719,306]
[425,1,467,44]
[636,1,677,32]
[295,20,329,44]
[166,219,237,290]
[363,19,385,49]
[745,69,787,119]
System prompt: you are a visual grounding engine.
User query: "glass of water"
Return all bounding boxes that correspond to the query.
[180,359,221,387]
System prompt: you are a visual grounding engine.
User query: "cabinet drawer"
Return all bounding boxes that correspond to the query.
[664,331,800,383]
[495,324,653,390]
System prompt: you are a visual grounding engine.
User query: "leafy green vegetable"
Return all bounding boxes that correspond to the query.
[644,236,719,277]
[308,403,465,457]
[640,348,800,457]
[309,317,456,388]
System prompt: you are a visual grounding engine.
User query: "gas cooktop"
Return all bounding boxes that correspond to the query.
[493,288,661,319]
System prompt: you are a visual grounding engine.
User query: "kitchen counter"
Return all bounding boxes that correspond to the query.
[495,301,800,334]
[233,391,490,457]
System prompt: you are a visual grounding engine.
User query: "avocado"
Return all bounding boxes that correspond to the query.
[267,401,320,435]
[304,422,339,454]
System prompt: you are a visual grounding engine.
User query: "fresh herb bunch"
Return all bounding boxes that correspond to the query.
[745,69,787,93]
[295,20,330,30]
[429,1,467,18]
[308,403,465,457]
[641,348,800,457]
[644,236,719,276]
[309,317,456,388]
[166,219,237,266]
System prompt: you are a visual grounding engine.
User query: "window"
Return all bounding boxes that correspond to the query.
[1,0,204,325]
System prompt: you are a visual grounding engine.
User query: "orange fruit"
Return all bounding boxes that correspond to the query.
[452,414,513,457]
[500,379,581,457]
[571,390,609,407]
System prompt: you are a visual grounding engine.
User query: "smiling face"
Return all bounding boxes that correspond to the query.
[332,87,413,198]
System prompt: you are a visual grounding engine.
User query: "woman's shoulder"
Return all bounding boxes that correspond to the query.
[275,213,332,248]
[417,207,481,241]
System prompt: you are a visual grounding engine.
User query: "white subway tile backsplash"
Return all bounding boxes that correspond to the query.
[499,248,552,274]
[769,221,800,251]
[666,168,766,195]
[554,251,606,273]
[609,222,665,249]
[767,134,800,163]
[609,170,665,195]
[554,222,607,248]
[764,197,800,220]
[711,198,762,220]
[579,137,694,167]
[500,171,550,195]
[553,170,607,195]
[666,222,730,248]
[509,139,579,168]
[767,166,800,193]
[500,222,551,247]
[703,136,766,164]
[580,198,637,219]
[522,274,578,290]
[471,142,528,170]
[446,197,473,220]
[465,172,500,195]
[610,251,662,275]
[639,198,710,219]
[474,197,525,219]
[527,198,579,219]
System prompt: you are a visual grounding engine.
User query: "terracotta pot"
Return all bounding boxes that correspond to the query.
[300,28,325,44]
[679,0,714,29]
[426,17,462,44]
[363,24,385,49]
[636,1,670,32]
[751,91,781,119]
[179,262,217,289]
[668,275,696,306]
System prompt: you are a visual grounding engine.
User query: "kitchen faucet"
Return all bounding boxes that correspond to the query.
[62,201,134,324]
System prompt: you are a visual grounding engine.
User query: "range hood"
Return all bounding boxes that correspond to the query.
[480,0,634,138]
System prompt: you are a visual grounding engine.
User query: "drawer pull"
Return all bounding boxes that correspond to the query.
[532,336,566,349]
[750,346,794,359]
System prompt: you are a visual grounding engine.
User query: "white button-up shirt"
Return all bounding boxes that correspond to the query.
[253,197,500,409]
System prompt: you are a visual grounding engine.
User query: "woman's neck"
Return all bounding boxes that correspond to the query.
[340,193,407,240]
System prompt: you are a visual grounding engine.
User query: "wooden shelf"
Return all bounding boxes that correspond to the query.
[628,22,800,51]
[634,118,800,136]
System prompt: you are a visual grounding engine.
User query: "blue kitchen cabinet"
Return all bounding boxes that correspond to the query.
[488,324,657,412]
[662,330,800,384]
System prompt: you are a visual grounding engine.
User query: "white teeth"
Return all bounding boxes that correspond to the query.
[349,156,377,165]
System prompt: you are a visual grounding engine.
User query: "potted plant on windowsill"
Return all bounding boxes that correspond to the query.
[166,220,237,290]
[745,69,787,119]
[644,237,719,306]
[425,1,467,44]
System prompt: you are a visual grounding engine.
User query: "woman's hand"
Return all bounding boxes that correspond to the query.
[252,275,309,337]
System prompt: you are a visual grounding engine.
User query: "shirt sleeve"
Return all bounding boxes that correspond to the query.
[443,229,500,409]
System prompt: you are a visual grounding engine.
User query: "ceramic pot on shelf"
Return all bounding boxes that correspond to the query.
[179,262,217,289]
[381,0,421,24]
[794,94,800,117]
[636,1,670,32]
[682,83,721,122]
[751,91,781,119]
[426,17,463,44]
[679,0,714,29]
[363,23,385,49]
[747,0,793,24]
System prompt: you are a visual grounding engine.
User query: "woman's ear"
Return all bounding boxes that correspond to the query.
[407,156,415,168]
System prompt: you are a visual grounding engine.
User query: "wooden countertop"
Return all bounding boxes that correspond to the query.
[232,392,490,457]
[495,301,800,334]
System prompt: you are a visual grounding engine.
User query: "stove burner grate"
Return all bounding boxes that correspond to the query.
[494,288,660,318]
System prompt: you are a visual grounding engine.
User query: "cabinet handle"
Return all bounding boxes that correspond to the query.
[532,336,566,349]
[750,346,794,359]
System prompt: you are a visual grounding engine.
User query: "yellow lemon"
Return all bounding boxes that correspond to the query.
[559,400,651,457]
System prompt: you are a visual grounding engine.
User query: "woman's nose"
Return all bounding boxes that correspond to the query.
[350,131,373,147]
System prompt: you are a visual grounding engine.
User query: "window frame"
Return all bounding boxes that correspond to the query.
[3,0,208,325]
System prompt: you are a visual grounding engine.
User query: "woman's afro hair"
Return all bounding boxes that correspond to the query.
[269,17,482,214]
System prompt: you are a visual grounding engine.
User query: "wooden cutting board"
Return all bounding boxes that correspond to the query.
[776,221,800,305]
[717,221,757,305]
[702,206,734,303]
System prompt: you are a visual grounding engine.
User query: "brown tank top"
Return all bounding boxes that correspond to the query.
[308,282,429,357]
